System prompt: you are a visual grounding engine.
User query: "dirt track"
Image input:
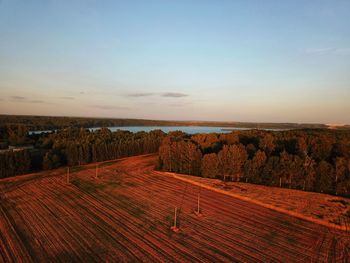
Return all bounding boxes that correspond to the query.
[0,154,349,262]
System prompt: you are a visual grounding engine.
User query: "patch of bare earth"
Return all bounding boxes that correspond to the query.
[1,154,349,262]
[166,173,350,231]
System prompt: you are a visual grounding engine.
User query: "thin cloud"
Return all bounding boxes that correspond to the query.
[10,96,50,104]
[125,92,155,97]
[162,92,188,98]
[125,92,188,98]
[29,100,45,103]
[304,47,350,55]
[90,105,129,110]
[334,48,350,55]
[59,96,75,100]
[11,96,26,100]
[305,47,333,54]
[169,102,191,107]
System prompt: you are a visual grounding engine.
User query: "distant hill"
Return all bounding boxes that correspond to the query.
[0,114,340,131]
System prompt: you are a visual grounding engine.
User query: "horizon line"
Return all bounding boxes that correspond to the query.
[1,113,347,126]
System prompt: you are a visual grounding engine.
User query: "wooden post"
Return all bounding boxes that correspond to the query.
[95,164,98,179]
[279,177,282,187]
[197,193,200,214]
[171,207,179,232]
[169,148,172,172]
[194,189,202,216]
[67,167,70,184]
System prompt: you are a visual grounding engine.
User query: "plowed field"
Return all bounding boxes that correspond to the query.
[1,154,349,262]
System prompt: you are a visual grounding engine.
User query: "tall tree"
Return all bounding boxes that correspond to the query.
[201,153,219,178]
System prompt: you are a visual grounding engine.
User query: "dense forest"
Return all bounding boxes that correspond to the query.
[158,130,350,197]
[1,121,350,198]
[0,124,165,179]
[0,114,331,131]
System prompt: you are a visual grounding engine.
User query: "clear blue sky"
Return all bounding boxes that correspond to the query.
[0,0,349,124]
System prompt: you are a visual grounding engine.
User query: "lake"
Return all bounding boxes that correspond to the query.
[90,126,251,134]
[30,126,286,135]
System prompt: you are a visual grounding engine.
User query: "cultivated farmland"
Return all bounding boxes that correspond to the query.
[0,154,349,262]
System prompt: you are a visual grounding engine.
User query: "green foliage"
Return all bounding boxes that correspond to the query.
[0,127,165,178]
[5,124,30,146]
[42,151,61,170]
[0,149,31,178]
[158,129,350,197]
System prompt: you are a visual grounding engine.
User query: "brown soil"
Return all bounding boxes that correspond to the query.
[0,154,349,262]
[169,173,350,231]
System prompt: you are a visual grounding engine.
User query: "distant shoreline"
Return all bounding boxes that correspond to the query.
[3,114,347,131]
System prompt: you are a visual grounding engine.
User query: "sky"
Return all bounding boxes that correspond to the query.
[0,0,349,124]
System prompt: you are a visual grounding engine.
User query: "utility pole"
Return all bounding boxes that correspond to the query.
[197,193,200,214]
[169,147,172,172]
[171,207,179,232]
[67,167,70,184]
[174,207,177,228]
[195,193,200,215]
[194,188,202,216]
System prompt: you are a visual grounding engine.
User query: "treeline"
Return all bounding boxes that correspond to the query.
[158,130,350,197]
[0,114,329,131]
[0,115,178,131]
[0,149,31,178]
[0,126,165,179]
